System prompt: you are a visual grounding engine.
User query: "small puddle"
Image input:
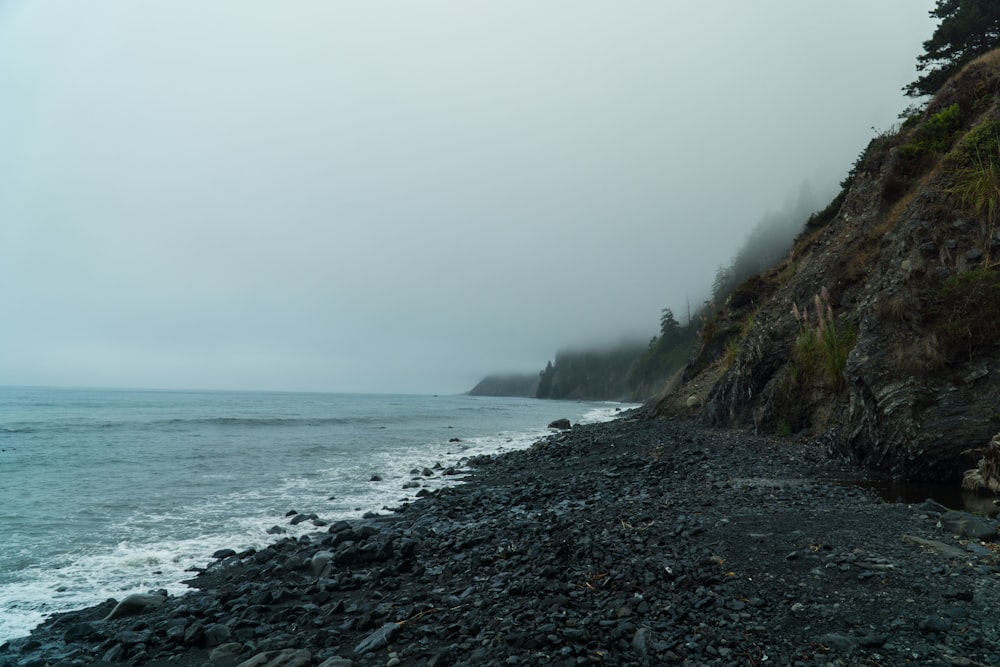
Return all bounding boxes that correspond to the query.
[839,479,999,516]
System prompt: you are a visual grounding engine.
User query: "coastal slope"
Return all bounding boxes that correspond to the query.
[659,50,1000,482]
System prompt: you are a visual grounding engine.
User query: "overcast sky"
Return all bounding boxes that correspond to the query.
[1,2,936,394]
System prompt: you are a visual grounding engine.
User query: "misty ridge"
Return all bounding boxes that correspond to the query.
[470,178,839,401]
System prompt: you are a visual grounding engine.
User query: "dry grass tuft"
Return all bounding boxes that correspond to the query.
[842,237,881,285]
[891,335,945,374]
[963,432,1000,493]
[874,295,908,323]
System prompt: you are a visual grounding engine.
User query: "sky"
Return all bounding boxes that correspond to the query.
[0,1,937,395]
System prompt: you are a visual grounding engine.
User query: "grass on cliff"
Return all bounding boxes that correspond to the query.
[791,290,856,392]
[924,268,1000,360]
[943,118,1000,266]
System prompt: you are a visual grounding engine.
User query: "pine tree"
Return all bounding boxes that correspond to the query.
[906,0,1000,98]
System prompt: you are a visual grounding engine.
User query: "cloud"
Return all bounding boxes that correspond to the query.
[0,1,936,393]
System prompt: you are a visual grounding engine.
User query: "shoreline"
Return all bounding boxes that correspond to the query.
[4,415,1000,666]
[0,392,626,646]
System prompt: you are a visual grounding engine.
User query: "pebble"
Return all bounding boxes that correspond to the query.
[6,417,1000,667]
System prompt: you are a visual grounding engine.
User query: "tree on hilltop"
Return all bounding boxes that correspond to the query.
[906,0,1000,98]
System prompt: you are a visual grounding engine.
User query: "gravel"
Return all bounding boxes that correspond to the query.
[4,415,1000,666]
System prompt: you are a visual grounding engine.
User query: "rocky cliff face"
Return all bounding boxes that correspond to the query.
[658,51,1000,482]
[467,374,539,397]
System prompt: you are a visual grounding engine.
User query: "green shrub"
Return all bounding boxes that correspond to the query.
[899,103,964,159]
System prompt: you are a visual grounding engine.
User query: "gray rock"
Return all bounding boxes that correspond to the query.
[311,550,334,577]
[354,623,399,655]
[204,623,232,647]
[119,629,151,645]
[102,593,166,621]
[164,620,188,643]
[184,622,205,644]
[917,498,949,516]
[317,658,355,667]
[548,418,571,430]
[631,626,651,658]
[62,621,101,642]
[819,633,857,652]
[938,511,998,540]
[902,534,968,559]
[237,649,312,667]
[210,642,245,660]
[920,615,952,633]
[102,644,125,662]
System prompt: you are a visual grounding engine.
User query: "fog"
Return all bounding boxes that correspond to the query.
[0,2,935,394]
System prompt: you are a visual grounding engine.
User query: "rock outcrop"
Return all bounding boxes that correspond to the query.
[467,374,539,397]
[658,50,1000,481]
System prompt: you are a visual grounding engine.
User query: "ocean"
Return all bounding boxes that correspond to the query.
[0,386,629,643]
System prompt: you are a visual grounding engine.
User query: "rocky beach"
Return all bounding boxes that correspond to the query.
[4,414,1000,667]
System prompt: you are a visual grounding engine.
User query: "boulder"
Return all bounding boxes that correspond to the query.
[938,511,999,540]
[102,593,166,621]
[237,649,312,667]
[547,418,571,430]
[311,550,334,577]
[354,622,399,655]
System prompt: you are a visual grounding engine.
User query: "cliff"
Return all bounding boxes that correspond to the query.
[535,343,647,401]
[657,50,1000,482]
[467,374,539,397]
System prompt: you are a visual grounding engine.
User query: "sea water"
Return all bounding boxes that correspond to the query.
[0,386,629,642]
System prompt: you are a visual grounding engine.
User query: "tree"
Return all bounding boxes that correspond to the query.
[536,361,555,399]
[660,308,681,344]
[906,0,1000,98]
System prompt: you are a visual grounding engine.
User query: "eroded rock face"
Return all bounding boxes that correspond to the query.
[664,54,1000,481]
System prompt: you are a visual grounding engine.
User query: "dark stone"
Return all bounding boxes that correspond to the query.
[920,615,952,633]
[212,548,237,559]
[548,419,572,430]
[103,593,166,620]
[184,622,205,645]
[819,633,856,652]
[354,623,399,655]
[119,629,151,645]
[63,622,101,642]
[204,623,232,647]
[917,498,948,516]
[14,417,1000,667]
[938,511,998,540]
